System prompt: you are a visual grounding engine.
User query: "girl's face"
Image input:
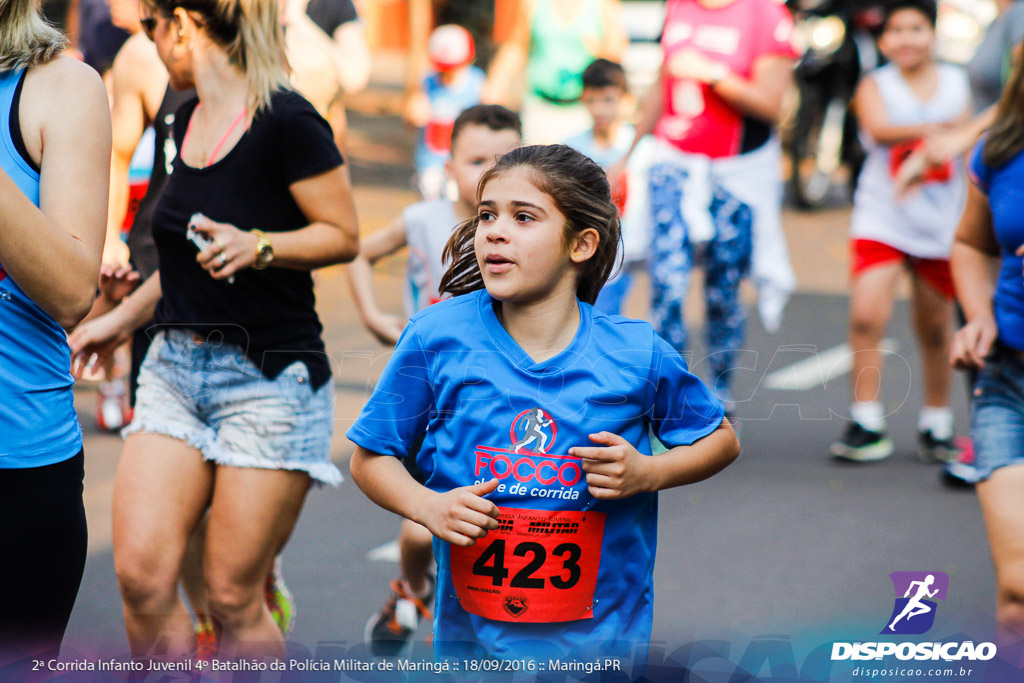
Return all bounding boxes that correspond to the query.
[474,168,586,306]
[879,8,934,70]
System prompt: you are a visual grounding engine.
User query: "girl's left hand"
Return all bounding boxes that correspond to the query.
[572,432,652,500]
[190,213,259,281]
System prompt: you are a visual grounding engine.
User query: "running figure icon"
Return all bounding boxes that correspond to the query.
[888,574,939,631]
[511,408,554,453]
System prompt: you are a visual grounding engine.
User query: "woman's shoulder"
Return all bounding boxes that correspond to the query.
[20,56,108,148]
[23,55,105,105]
[264,88,322,119]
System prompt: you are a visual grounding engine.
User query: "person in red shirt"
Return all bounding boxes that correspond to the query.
[613,0,799,415]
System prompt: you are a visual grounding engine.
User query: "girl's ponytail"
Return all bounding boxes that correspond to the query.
[220,0,290,115]
[143,0,291,114]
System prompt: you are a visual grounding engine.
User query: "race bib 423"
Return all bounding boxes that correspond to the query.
[450,507,605,623]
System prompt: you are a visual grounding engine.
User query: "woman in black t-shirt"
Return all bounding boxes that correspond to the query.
[70,0,359,660]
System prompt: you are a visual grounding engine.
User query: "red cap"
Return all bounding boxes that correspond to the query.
[428,24,476,72]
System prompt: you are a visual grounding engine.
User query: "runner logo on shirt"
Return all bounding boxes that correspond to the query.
[511,408,556,454]
[474,408,584,500]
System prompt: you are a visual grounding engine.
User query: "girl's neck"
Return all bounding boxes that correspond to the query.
[592,121,620,148]
[494,287,581,364]
[898,58,936,83]
[193,49,249,118]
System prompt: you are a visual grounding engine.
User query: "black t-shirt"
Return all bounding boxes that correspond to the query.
[152,89,343,390]
[306,0,358,36]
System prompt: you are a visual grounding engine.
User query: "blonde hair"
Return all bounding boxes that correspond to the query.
[143,0,290,113]
[0,0,67,72]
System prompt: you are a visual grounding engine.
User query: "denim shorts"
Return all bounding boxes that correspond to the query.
[123,328,341,486]
[971,342,1024,482]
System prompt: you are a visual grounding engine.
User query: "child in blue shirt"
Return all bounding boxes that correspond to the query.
[348,144,739,668]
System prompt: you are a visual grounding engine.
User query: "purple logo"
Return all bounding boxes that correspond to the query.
[881,571,949,635]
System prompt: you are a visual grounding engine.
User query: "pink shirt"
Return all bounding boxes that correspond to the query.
[656,0,799,158]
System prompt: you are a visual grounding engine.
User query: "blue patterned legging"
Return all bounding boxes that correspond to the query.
[648,162,754,406]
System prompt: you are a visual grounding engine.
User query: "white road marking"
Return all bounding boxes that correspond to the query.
[763,339,899,391]
[367,540,400,563]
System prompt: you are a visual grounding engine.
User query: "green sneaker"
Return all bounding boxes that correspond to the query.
[830,423,894,462]
[265,558,296,636]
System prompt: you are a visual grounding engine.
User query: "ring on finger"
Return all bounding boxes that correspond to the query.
[217,253,227,266]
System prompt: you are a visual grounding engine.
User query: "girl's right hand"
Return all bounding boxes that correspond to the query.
[419,479,501,547]
[68,308,133,377]
[950,314,997,370]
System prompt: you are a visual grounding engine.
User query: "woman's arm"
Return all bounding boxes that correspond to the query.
[572,418,741,499]
[350,447,500,547]
[68,271,162,371]
[596,0,628,61]
[192,164,360,279]
[105,36,166,266]
[0,57,111,329]
[707,54,794,124]
[950,182,1001,369]
[481,0,532,105]
[607,70,664,181]
[283,0,371,96]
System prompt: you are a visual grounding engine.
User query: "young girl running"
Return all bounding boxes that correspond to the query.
[348,144,739,666]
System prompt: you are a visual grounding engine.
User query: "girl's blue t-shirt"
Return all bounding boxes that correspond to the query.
[969,141,1024,352]
[347,289,724,662]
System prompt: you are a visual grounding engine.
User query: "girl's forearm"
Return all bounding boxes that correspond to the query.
[951,241,999,323]
[350,447,435,525]
[646,419,740,491]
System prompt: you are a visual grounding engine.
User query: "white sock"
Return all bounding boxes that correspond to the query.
[918,406,954,440]
[851,402,886,432]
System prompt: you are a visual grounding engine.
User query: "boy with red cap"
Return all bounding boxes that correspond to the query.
[405,24,485,200]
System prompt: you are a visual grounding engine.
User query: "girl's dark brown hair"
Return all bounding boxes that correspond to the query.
[983,43,1024,168]
[439,144,621,305]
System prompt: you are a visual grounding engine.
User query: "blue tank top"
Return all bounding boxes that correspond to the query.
[0,68,83,468]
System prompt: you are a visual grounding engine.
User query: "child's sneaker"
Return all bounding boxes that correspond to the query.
[829,423,894,462]
[96,380,131,432]
[265,557,296,637]
[917,429,958,463]
[194,620,217,661]
[365,578,434,656]
[942,436,980,487]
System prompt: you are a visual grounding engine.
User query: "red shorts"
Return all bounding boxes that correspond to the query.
[850,239,955,301]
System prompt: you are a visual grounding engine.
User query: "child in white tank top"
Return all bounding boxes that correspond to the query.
[830,0,972,464]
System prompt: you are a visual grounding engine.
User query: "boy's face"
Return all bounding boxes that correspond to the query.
[879,8,935,70]
[580,85,624,133]
[446,124,522,205]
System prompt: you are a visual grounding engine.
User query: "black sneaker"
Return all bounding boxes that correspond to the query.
[830,423,894,462]
[364,577,434,656]
[917,429,958,464]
